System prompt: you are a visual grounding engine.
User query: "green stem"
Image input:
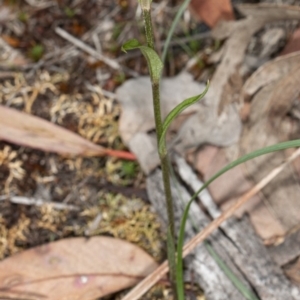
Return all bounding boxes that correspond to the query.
[142,4,178,299]
[152,69,177,300]
[152,83,163,140]
[161,154,175,238]
[142,9,155,51]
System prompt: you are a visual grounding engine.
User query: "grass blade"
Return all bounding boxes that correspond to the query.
[161,0,192,64]
[158,82,209,156]
[205,242,259,300]
[176,139,300,297]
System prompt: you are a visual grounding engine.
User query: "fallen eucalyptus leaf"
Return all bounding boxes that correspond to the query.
[0,237,158,300]
[189,0,234,28]
[0,106,135,160]
[241,51,300,102]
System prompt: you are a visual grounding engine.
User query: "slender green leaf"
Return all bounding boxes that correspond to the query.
[121,39,163,83]
[162,0,192,64]
[205,242,259,300]
[176,139,300,297]
[158,82,209,156]
[168,161,259,300]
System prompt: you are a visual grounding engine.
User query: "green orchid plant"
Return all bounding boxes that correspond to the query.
[121,0,300,299]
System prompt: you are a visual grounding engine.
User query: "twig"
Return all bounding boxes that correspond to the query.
[55,27,121,70]
[121,147,300,300]
[84,82,117,100]
[0,195,79,211]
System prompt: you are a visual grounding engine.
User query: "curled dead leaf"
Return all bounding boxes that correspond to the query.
[241,51,300,102]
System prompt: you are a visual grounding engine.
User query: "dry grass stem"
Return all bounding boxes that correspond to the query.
[55,27,120,70]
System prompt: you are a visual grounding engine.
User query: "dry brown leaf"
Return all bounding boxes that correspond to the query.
[268,67,300,120]
[189,0,234,28]
[176,4,300,154]
[241,51,300,102]
[0,106,135,160]
[285,257,300,285]
[237,3,300,19]
[0,236,158,300]
[194,146,262,217]
[0,105,105,156]
[1,34,21,47]
[281,28,300,56]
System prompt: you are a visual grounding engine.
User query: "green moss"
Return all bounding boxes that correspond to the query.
[28,44,44,61]
[64,7,75,18]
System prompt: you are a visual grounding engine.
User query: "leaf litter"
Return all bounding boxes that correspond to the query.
[0,1,170,299]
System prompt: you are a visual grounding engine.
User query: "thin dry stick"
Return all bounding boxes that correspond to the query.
[55,27,120,70]
[122,147,300,300]
[0,195,79,211]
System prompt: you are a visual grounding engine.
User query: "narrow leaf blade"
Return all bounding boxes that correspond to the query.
[176,139,300,294]
[159,82,209,156]
[205,242,259,300]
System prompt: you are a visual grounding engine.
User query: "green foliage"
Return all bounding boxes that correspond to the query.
[167,227,177,296]
[112,23,123,40]
[158,82,209,157]
[176,139,300,298]
[121,39,142,52]
[189,40,202,53]
[114,72,126,84]
[214,39,222,51]
[124,0,300,298]
[161,0,192,64]
[64,7,76,18]
[122,39,163,84]
[28,44,44,61]
[205,242,259,300]
[120,161,138,178]
[18,11,28,22]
